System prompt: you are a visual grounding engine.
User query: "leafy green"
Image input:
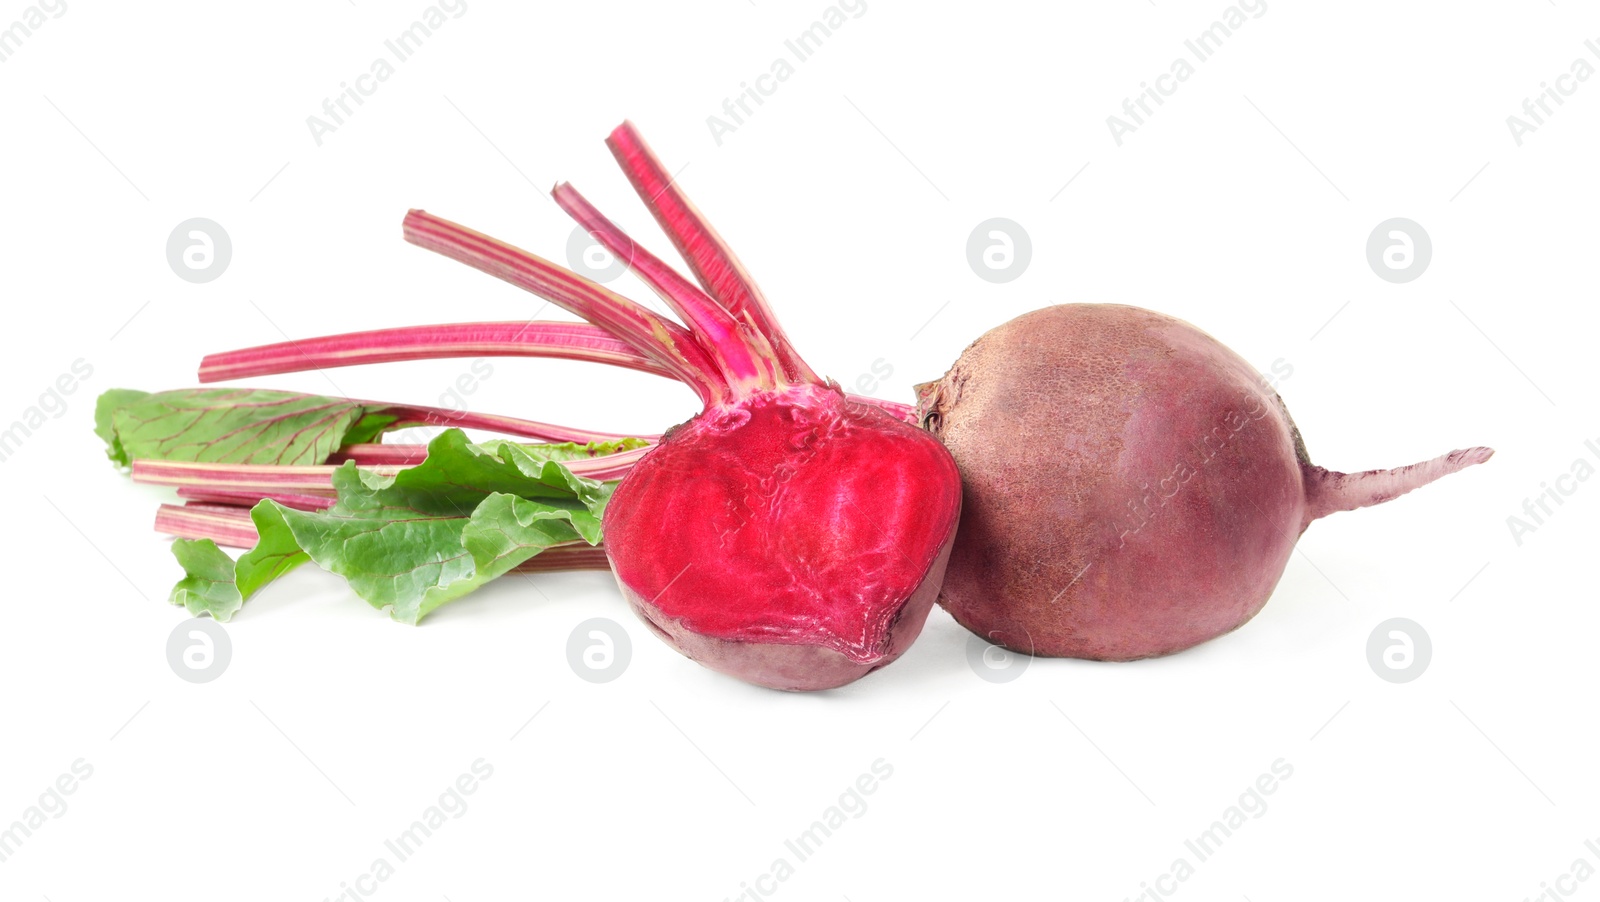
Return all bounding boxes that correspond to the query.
[167,430,614,624]
[476,436,650,463]
[94,389,152,467]
[170,505,309,620]
[95,388,650,467]
[93,388,639,621]
[343,412,403,446]
[97,388,367,467]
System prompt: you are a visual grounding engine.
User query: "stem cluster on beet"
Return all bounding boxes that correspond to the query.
[142,123,913,551]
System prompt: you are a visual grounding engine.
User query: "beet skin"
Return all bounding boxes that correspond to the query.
[918,304,1490,661]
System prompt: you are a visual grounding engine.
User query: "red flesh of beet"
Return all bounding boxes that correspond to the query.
[400,123,961,690]
[607,384,957,690]
[919,304,1491,661]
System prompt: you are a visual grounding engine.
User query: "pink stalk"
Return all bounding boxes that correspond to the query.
[195,322,918,423]
[403,210,730,406]
[330,442,655,469]
[133,460,404,493]
[551,182,781,390]
[156,504,261,549]
[199,321,676,383]
[606,122,819,385]
[373,403,653,444]
[563,446,651,480]
[515,544,611,572]
[329,444,430,466]
[177,501,253,515]
[133,446,647,493]
[177,486,334,511]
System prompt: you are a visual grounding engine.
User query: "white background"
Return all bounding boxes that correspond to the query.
[2,1,1596,900]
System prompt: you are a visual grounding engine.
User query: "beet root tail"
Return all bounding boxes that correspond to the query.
[1303,446,1494,526]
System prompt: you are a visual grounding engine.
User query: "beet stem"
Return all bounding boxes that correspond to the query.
[197,322,916,422]
[372,402,652,444]
[199,321,676,383]
[552,182,784,392]
[132,445,647,492]
[156,503,262,548]
[329,442,651,473]
[135,460,402,492]
[403,209,729,406]
[605,121,819,385]
[176,487,333,511]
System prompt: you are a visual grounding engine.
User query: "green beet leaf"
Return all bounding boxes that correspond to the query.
[97,388,367,467]
[169,503,310,620]
[94,389,152,467]
[167,429,615,623]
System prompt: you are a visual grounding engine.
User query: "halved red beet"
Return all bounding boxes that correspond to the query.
[606,384,957,690]
[402,124,961,690]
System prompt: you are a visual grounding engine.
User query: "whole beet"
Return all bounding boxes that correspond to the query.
[917,304,1491,661]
